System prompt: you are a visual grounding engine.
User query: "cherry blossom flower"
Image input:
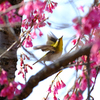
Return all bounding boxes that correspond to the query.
[48,85,52,93]
[0,70,25,100]
[53,95,57,100]
[80,77,87,91]
[72,39,77,45]
[61,80,66,88]
[39,31,43,37]
[78,6,84,12]
[30,30,37,39]
[0,1,21,24]
[64,94,69,100]
[0,69,8,85]
[75,81,79,88]
[46,1,57,13]
[23,36,33,48]
[90,68,96,78]
[53,85,58,95]
[69,92,76,100]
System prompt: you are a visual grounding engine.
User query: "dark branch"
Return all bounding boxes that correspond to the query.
[13,44,92,100]
[0,0,23,5]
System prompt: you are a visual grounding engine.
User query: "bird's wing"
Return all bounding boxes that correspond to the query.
[34,32,58,52]
[46,32,58,46]
[33,45,56,51]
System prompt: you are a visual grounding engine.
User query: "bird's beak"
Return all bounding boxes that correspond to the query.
[60,36,63,39]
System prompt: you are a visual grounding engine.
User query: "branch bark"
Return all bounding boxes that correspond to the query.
[0,0,23,5]
[13,44,92,100]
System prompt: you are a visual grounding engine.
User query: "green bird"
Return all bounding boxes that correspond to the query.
[33,33,63,65]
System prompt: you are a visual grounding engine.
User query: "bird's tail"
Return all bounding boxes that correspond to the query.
[33,56,44,65]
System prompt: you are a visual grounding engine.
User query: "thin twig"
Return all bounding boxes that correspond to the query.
[0,30,26,58]
[22,46,44,65]
[64,35,76,53]
[0,40,18,58]
[0,1,24,15]
[89,67,100,94]
[68,37,80,53]
[0,22,21,28]
[45,71,62,100]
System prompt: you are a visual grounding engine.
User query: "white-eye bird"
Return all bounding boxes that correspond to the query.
[33,33,63,65]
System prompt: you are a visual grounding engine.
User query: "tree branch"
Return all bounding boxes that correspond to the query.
[13,44,92,100]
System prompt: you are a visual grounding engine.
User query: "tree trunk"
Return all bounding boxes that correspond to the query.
[0,26,21,100]
[0,0,22,99]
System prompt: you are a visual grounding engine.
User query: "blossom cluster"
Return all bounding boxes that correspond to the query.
[18,53,33,78]
[65,4,100,100]
[0,69,25,100]
[0,1,21,24]
[18,0,57,48]
[73,6,100,37]
[47,78,66,100]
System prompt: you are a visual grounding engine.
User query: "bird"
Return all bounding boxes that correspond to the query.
[33,33,63,65]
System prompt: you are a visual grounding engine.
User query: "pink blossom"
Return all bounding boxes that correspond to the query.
[0,87,7,97]
[47,22,51,26]
[78,6,84,12]
[75,81,79,88]
[39,31,43,37]
[48,85,52,93]
[18,70,22,75]
[0,77,8,85]
[22,72,25,78]
[30,30,37,39]
[19,0,48,30]
[27,65,33,70]
[24,67,28,73]
[80,76,93,91]
[61,80,66,88]
[18,6,24,15]
[72,17,79,24]
[0,81,25,100]
[53,95,57,100]
[69,92,76,100]
[72,39,77,45]
[90,62,96,68]
[15,88,21,95]
[81,56,87,62]
[73,24,80,31]
[23,36,33,48]
[91,69,96,78]
[18,82,25,89]
[82,23,91,35]
[53,85,58,95]
[76,92,83,100]
[0,70,8,85]
[91,43,99,54]
[0,1,21,24]
[56,81,61,89]
[24,1,33,18]
[78,65,82,70]
[25,1,33,12]
[80,77,87,91]
[64,94,69,100]
[46,1,57,13]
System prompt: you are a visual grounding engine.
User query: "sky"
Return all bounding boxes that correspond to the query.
[15,0,100,100]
